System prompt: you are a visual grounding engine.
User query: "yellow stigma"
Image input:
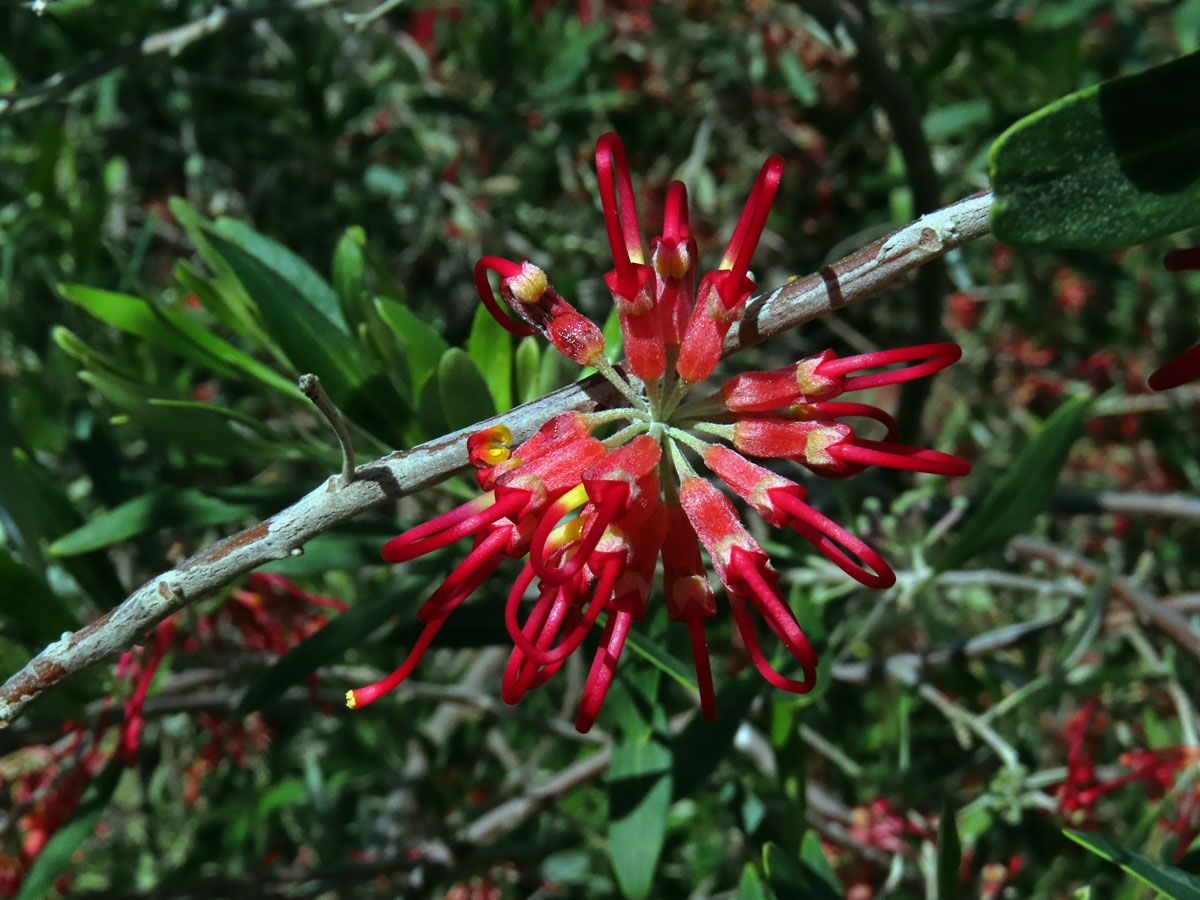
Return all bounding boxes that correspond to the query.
[480,445,510,466]
[345,690,357,710]
[507,261,549,305]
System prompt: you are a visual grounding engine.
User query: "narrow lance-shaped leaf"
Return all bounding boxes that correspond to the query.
[1065,829,1200,900]
[466,302,513,411]
[437,348,496,429]
[374,295,450,393]
[608,739,673,900]
[49,488,259,557]
[990,51,1200,250]
[935,394,1090,572]
[761,842,842,900]
[938,798,962,900]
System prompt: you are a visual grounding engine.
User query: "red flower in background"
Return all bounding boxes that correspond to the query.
[350,133,968,731]
[1057,698,1200,840]
[1148,247,1200,391]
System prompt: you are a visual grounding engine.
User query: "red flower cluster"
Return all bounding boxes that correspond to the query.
[1148,247,1200,391]
[0,573,340,897]
[847,799,935,855]
[0,730,107,897]
[351,133,969,731]
[1058,698,1200,851]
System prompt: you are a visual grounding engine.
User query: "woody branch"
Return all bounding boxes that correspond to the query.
[0,191,994,728]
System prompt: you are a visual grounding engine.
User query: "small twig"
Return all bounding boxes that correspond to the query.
[0,192,993,728]
[1007,536,1200,666]
[918,684,1022,771]
[299,373,356,487]
[830,612,1069,685]
[342,0,405,28]
[0,0,352,118]
[1052,490,1200,522]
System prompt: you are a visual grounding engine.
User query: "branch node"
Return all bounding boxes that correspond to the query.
[299,374,356,488]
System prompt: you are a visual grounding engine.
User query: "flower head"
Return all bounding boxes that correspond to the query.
[350,133,968,731]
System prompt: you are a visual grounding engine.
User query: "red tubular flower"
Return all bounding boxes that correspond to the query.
[1148,247,1200,391]
[354,133,968,730]
[676,154,784,385]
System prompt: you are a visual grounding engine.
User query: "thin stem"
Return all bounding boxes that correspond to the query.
[602,422,648,450]
[299,374,356,487]
[591,356,650,411]
[690,421,735,442]
[580,407,647,429]
[918,684,1022,773]
[665,426,712,457]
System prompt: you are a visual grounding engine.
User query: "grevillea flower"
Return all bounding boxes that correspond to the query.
[349,134,969,731]
[1057,698,1200,829]
[1148,247,1200,391]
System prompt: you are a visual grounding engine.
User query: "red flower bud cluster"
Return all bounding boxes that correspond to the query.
[0,573,341,896]
[352,133,969,731]
[1057,698,1200,837]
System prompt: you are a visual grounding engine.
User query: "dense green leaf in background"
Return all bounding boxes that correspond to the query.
[1065,830,1200,900]
[990,51,1200,249]
[935,395,1090,571]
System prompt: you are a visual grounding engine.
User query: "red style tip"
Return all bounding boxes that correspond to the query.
[474,257,539,337]
[1148,342,1200,391]
[717,155,784,309]
[828,437,971,478]
[1164,246,1200,271]
[662,180,690,243]
[817,343,963,392]
[346,618,447,709]
[767,488,896,589]
[596,132,646,295]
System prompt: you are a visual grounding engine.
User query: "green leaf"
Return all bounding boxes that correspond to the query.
[935,395,1090,571]
[205,233,408,444]
[168,200,282,355]
[466,303,513,412]
[670,677,760,800]
[437,348,496,429]
[213,217,347,332]
[331,226,368,327]
[608,739,673,900]
[15,761,122,900]
[0,549,78,642]
[58,284,302,400]
[76,372,294,462]
[800,832,840,894]
[777,52,817,107]
[0,52,17,93]
[738,863,772,900]
[623,628,697,695]
[990,51,1200,250]
[515,336,543,404]
[374,295,450,392]
[49,488,258,556]
[1065,829,1200,900]
[762,842,842,900]
[938,798,962,900]
[173,258,287,367]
